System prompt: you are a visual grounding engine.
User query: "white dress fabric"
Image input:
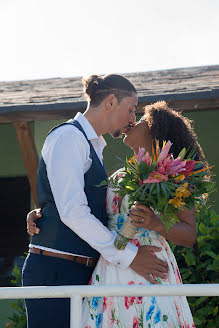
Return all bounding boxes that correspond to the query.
[82,170,195,328]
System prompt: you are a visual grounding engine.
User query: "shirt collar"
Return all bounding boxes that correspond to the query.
[73,112,107,147]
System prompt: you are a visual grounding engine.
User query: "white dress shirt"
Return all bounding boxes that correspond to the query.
[30,112,137,269]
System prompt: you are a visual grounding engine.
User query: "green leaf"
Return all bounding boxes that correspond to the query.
[95,179,108,187]
[182,271,192,280]
[199,222,206,234]
[205,251,218,259]
[157,183,160,198]
[178,147,186,159]
[149,183,155,196]
[213,306,218,316]
[194,317,203,325]
[96,274,99,281]
[160,182,167,197]
[194,296,208,306]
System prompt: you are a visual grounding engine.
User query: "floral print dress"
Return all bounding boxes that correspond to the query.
[82,170,195,328]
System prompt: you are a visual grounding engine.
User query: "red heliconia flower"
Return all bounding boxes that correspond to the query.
[183,160,196,177]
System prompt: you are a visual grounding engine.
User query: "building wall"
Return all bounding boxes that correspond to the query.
[184,110,218,212]
[0,124,26,177]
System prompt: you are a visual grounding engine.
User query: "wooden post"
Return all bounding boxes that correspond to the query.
[13,122,39,206]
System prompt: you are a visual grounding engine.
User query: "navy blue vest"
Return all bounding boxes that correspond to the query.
[31,120,108,258]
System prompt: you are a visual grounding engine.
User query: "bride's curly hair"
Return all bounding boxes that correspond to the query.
[142,101,207,165]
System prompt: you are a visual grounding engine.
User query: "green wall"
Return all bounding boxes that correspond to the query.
[0,124,26,177]
[184,110,218,211]
[34,120,64,155]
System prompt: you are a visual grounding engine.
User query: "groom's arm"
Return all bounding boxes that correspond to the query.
[27,209,169,284]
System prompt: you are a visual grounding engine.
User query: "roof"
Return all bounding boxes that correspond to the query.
[0,65,219,123]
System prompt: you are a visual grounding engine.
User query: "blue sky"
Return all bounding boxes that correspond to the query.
[0,0,218,81]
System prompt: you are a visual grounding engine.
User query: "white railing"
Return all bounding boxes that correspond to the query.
[0,284,219,328]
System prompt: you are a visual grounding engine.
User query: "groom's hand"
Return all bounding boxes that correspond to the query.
[26,209,42,236]
[130,245,168,284]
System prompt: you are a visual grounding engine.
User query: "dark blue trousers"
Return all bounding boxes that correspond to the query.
[22,253,94,328]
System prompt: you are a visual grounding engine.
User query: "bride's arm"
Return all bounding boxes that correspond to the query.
[156,207,196,247]
[130,204,196,248]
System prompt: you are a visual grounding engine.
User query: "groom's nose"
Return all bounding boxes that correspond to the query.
[130,112,136,126]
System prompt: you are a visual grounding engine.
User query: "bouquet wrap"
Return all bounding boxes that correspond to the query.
[114,217,137,250]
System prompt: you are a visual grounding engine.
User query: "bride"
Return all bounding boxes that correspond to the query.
[81,101,203,327]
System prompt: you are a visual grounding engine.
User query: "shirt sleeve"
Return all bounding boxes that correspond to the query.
[42,126,138,269]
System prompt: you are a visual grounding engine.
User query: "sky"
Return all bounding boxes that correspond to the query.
[0,0,219,82]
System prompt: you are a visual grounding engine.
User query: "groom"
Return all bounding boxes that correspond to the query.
[23,74,168,328]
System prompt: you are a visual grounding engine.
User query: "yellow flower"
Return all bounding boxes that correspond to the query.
[175,183,191,198]
[168,197,186,208]
[128,155,137,164]
[174,174,185,181]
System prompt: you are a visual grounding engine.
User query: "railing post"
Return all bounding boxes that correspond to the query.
[70,294,82,328]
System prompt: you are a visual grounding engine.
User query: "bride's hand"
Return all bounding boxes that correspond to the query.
[129,204,161,231]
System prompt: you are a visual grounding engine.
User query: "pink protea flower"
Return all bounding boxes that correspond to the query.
[157,140,173,163]
[137,147,145,163]
[168,158,186,176]
[142,151,151,166]
[157,155,172,175]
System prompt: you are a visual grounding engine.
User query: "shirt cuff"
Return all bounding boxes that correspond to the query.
[113,242,138,269]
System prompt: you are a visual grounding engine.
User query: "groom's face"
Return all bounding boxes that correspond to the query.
[110,92,138,138]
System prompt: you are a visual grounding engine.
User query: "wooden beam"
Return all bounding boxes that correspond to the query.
[13,122,39,206]
[136,97,219,114]
[0,97,219,123]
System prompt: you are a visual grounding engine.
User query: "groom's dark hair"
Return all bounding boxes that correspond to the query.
[82,74,137,106]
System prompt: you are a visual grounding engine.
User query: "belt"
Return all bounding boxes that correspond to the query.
[29,247,97,267]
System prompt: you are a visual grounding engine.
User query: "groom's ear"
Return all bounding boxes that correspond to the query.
[105,94,117,112]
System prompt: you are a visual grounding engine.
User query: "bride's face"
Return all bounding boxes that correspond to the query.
[123,119,152,155]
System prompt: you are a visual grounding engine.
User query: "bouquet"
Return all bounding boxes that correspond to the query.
[107,140,215,250]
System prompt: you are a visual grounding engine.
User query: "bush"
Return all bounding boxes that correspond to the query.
[171,206,219,327]
[5,263,27,328]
